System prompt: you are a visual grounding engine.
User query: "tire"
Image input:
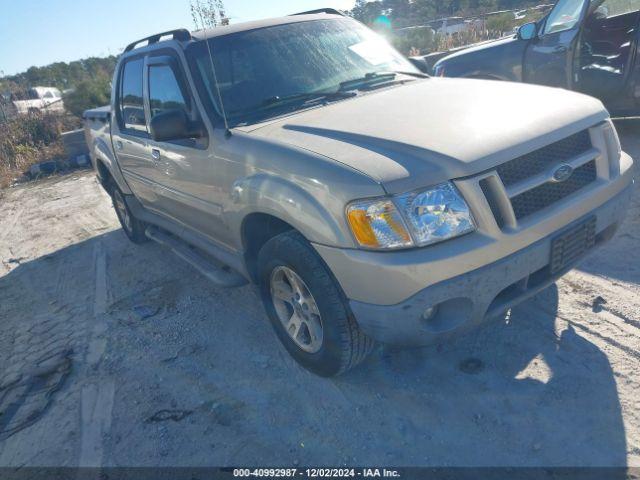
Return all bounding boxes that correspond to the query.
[258,231,375,376]
[112,187,148,244]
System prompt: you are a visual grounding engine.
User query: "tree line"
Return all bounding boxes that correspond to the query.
[1,57,117,118]
[351,0,545,27]
[1,57,117,95]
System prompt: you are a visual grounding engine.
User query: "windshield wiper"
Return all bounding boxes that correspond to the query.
[229,90,357,126]
[262,90,355,108]
[338,71,427,92]
[338,72,398,91]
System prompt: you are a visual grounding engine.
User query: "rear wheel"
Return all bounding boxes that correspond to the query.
[258,231,375,376]
[112,187,148,244]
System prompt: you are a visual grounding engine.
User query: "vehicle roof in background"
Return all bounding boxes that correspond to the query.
[31,86,61,94]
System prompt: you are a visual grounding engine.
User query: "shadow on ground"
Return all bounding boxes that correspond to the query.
[0,227,628,468]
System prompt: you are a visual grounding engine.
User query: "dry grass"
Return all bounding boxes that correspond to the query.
[0,113,78,188]
[394,8,550,57]
[0,143,66,188]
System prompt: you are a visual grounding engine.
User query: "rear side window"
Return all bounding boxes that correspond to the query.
[120,58,147,133]
[148,65,188,120]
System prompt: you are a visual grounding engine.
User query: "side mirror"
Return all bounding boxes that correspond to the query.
[149,109,203,142]
[517,22,537,41]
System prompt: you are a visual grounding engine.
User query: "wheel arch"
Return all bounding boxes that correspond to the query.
[89,135,133,195]
[233,173,355,281]
[241,212,298,283]
[95,157,115,195]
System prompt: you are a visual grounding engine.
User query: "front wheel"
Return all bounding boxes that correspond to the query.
[258,231,375,376]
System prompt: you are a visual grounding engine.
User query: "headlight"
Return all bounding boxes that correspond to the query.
[346,183,476,250]
[346,199,412,249]
[396,183,475,247]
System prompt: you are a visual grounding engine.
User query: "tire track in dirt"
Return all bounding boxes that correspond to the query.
[78,240,114,469]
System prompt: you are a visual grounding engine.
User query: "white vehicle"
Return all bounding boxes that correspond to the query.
[13,86,64,115]
[429,17,471,35]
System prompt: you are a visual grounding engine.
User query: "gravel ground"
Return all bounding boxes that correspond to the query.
[0,121,638,468]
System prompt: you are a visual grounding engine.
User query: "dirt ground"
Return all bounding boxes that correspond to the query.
[0,121,638,468]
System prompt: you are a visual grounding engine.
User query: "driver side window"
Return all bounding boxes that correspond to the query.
[543,0,587,34]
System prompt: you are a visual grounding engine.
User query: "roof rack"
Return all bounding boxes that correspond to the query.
[124,29,192,53]
[292,8,345,16]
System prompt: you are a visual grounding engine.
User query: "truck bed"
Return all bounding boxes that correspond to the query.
[82,105,114,190]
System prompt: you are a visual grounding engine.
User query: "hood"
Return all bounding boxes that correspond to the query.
[242,78,608,194]
[433,35,528,81]
[437,35,519,62]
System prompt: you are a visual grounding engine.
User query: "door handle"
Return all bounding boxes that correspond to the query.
[554,46,567,53]
[151,148,161,166]
[115,140,123,150]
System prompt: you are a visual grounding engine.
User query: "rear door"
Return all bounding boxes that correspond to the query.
[523,0,590,88]
[111,56,159,208]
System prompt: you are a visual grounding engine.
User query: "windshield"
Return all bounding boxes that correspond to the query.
[186,18,419,126]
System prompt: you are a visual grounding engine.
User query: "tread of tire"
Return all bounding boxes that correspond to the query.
[112,186,148,244]
[270,231,375,375]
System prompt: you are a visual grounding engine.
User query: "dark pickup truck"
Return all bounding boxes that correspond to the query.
[432,0,640,116]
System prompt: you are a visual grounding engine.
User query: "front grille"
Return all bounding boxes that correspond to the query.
[510,160,597,219]
[497,130,592,187]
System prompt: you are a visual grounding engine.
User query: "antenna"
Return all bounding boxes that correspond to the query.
[194,1,231,135]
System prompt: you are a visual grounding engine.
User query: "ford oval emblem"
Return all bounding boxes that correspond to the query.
[552,164,574,183]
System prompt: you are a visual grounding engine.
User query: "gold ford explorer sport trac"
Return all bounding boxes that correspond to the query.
[83,10,634,376]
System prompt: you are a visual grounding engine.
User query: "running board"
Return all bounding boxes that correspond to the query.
[145,226,248,288]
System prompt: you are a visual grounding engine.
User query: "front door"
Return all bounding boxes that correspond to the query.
[578,0,640,113]
[143,52,225,242]
[523,0,590,88]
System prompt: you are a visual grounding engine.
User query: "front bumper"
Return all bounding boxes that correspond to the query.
[314,150,634,345]
[348,184,632,345]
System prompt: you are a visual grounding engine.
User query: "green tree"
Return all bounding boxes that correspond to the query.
[1,56,118,94]
[350,0,384,25]
[63,74,112,117]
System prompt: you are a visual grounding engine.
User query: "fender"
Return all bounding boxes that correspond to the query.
[434,36,527,83]
[232,173,354,248]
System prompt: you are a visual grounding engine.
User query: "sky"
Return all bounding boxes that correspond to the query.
[0,0,356,76]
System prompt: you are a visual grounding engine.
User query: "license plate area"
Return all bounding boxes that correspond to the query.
[550,216,597,274]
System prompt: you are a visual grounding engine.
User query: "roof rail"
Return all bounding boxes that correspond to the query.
[124,29,192,53]
[292,8,345,16]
